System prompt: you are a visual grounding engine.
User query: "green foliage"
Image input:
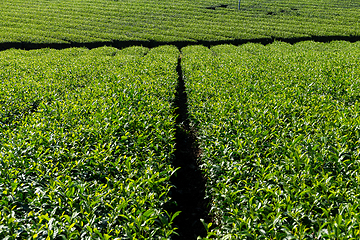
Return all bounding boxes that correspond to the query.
[182,41,360,239]
[2,38,360,239]
[0,45,179,239]
[0,0,359,44]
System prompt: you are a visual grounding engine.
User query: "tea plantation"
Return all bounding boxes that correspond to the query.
[0,46,180,239]
[182,41,360,239]
[1,0,360,239]
[0,0,360,46]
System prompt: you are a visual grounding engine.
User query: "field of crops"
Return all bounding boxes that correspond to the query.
[1,0,360,239]
[0,46,181,239]
[1,0,360,46]
[182,41,360,239]
[2,40,360,239]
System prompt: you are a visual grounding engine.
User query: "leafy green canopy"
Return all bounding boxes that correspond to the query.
[0,0,359,44]
[0,46,180,239]
[182,41,360,239]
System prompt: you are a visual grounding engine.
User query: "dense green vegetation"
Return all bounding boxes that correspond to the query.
[1,0,360,45]
[1,0,360,238]
[182,41,360,239]
[0,46,180,239]
[2,40,360,239]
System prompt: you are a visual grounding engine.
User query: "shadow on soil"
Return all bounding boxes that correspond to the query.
[166,56,211,240]
[205,4,229,10]
[1,35,360,51]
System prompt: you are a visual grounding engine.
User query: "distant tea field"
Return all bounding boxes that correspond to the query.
[0,0,360,47]
[1,0,360,239]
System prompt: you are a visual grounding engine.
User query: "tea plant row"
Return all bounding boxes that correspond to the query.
[0,0,359,45]
[0,46,180,239]
[2,40,360,239]
[182,41,360,239]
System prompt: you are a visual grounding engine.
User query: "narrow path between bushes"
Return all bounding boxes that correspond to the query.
[167,54,211,239]
[1,35,360,51]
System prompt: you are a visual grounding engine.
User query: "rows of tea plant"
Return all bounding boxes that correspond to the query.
[1,0,359,45]
[0,46,180,239]
[182,41,360,239]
